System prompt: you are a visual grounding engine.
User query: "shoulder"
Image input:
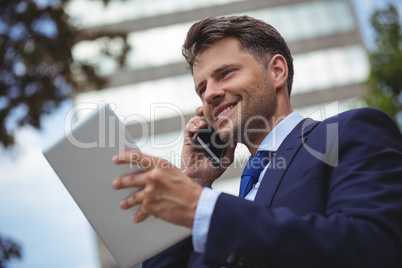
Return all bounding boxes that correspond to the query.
[315,107,400,135]
[320,107,401,151]
[324,107,397,127]
[303,107,401,156]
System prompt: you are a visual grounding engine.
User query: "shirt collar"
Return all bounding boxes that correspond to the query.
[257,112,304,153]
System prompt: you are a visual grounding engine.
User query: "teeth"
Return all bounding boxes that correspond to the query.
[216,105,234,120]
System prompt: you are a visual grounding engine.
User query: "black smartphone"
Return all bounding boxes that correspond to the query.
[192,117,228,167]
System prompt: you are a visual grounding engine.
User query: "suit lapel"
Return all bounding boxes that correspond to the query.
[254,118,319,206]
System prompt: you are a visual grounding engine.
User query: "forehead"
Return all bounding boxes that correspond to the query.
[194,38,242,67]
[192,38,249,80]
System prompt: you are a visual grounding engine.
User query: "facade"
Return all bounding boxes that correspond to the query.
[69,0,369,267]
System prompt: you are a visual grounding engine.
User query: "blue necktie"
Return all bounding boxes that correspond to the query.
[239,151,273,198]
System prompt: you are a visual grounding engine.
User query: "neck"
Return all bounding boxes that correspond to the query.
[244,86,293,155]
[245,110,292,155]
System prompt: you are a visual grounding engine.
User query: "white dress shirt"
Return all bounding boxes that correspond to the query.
[192,112,304,253]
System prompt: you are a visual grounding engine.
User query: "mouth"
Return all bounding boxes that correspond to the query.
[214,102,237,122]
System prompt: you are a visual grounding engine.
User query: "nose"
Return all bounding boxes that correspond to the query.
[204,82,225,105]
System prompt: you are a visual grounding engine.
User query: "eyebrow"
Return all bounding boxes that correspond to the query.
[195,63,241,92]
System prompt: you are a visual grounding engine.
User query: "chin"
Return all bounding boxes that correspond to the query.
[217,126,238,146]
[217,115,239,137]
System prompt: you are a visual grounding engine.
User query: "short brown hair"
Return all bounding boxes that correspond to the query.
[182,16,294,95]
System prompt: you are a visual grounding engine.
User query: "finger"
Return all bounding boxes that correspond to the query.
[112,172,148,189]
[195,106,203,116]
[185,117,207,137]
[113,150,157,170]
[112,149,140,164]
[132,205,149,223]
[119,191,142,210]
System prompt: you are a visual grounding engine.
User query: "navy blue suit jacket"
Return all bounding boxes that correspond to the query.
[143,108,402,268]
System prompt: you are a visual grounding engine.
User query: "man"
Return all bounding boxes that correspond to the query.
[112,16,402,267]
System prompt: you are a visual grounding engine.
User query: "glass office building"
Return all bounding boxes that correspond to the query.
[67,0,369,266]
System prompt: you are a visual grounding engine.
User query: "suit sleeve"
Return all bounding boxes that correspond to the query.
[203,108,402,268]
[142,237,193,268]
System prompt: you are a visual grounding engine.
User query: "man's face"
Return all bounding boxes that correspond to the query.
[193,37,277,147]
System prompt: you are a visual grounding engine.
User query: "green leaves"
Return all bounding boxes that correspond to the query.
[0,234,21,268]
[365,4,402,129]
[0,0,131,149]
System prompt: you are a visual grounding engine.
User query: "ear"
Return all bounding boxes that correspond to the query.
[269,54,288,90]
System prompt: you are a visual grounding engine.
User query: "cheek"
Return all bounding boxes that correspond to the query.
[202,104,213,120]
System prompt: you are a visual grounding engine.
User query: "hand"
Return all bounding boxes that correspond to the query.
[181,107,236,187]
[112,150,203,228]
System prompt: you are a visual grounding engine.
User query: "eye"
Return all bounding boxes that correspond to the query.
[221,69,235,79]
[222,70,232,77]
[198,87,206,96]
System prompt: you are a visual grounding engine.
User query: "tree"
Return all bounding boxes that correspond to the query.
[365,4,402,128]
[0,0,130,148]
[0,235,21,268]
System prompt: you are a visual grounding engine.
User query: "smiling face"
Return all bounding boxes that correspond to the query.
[193,37,279,150]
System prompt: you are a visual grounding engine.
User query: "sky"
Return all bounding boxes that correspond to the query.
[0,100,100,268]
[1,0,402,267]
[353,0,402,50]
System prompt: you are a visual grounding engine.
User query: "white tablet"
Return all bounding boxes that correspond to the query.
[43,103,191,268]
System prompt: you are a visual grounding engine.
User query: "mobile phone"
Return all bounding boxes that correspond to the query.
[192,117,228,167]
